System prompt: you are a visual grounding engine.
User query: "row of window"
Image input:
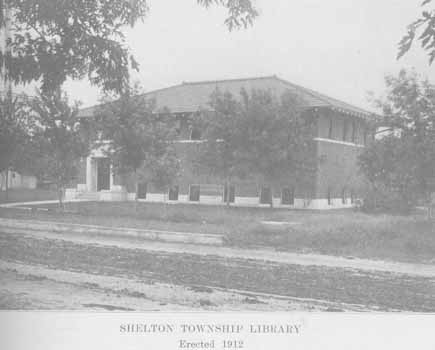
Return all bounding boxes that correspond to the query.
[138,183,358,206]
[137,184,296,205]
[327,187,356,205]
[327,117,368,145]
[182,115,369,143]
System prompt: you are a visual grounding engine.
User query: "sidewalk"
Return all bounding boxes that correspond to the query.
[1,217,434,278]
[0,199,85,208]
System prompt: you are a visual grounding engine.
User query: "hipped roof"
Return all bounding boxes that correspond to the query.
[78,75,374,119]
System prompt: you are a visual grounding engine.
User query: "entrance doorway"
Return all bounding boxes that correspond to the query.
[96,158,110,191]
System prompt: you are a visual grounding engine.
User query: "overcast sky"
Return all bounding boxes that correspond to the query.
[61,0,435,111]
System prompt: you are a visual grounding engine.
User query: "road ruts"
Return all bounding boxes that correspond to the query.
[0,232,434,312]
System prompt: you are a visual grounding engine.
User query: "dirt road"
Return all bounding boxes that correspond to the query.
[1,230,434,312]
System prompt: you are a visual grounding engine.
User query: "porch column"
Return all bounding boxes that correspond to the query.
[109,163,114,190]
[86,157,94,192]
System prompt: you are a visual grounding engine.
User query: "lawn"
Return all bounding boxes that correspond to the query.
[1,201,434,264]
[0,189,57,203]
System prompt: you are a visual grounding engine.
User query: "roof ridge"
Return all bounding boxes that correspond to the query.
[181,75,277,86]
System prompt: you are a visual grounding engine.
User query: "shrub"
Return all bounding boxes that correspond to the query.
[359,185,413,214]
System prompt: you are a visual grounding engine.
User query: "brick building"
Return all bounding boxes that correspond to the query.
[66,76,375,209]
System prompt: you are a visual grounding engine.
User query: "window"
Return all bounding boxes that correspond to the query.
[342,120,349,141]
[190,127,201,140]
[328,117,333,139]
[281,187,295,205]
[189,185,200,201]
[342,187,347,204]
[137,182,147,199]
[223,184,235,203]
[327,187,332,205]
[260,186,272,204]
[350,190,355,205]
[351,121,356,143]
[168,185,179,201]
[363,127,368,145]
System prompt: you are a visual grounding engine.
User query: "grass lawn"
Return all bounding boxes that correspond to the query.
[0,189,57,203]
[1,201,434,264]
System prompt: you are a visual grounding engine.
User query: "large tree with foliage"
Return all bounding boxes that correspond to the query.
[198,88,315,207]
[0,91,29,198]
[237,89,316,206]
[95,85,179,201]
[30,88,90,208]
[359,70,435,211]
[196,90,242,206]
[0,0,257,93]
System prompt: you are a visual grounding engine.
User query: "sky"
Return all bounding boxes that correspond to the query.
[36,0,435,111]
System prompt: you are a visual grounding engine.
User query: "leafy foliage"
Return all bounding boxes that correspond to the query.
[95,85,179,195]
[0,91,26,174]
[197,88,316,206]
[1,0,148,93]
[398,0,435,64]
[197,0,258,30]
[30,88,91,206]
[1,0,257,93]
[237,89,316,185]
[359,70,435,210]
[197,90,241,180]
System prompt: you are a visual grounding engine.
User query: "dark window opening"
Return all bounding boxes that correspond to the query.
[281,187,295,205]
[351,121,357,143]
[260,186,272,204]
[342,188,347,204]
[168,185,179,201]
[223,184,235,203]
[189,185,200,201]
[350,190,355,204]
[137,182,147,199]
[342,120,349,141]
[97,158,110,191]
[190,127,201,140]
[328,117,333,139]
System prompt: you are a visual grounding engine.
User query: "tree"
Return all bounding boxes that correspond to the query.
[95,85,179,204]
[196,90,242,206]
[30,88,90,209]
[398,0,435,64]
[359,70,435,212]
[0,0,257,94]
[198,88,315,207]
[0,90,32,199]
[236,89,316,207]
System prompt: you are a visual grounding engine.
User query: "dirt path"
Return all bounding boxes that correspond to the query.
[0,261,368,311]
[1,232,434,311]
[1,221,434,278]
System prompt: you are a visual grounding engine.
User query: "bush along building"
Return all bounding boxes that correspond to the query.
[66,76,376,209]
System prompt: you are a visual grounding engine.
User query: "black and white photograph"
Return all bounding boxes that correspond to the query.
[0,0,435,326]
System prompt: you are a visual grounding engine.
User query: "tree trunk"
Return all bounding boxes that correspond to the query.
[225,178,231,207]
[269,186,274,208]
[163,188,168,220]
[57,183,64,211]
[4,168,9,201]
[134,170,139,213]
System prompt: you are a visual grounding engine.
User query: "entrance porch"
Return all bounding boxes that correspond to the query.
[65,148,131,201]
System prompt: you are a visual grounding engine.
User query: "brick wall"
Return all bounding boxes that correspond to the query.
[314,108,370,200]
